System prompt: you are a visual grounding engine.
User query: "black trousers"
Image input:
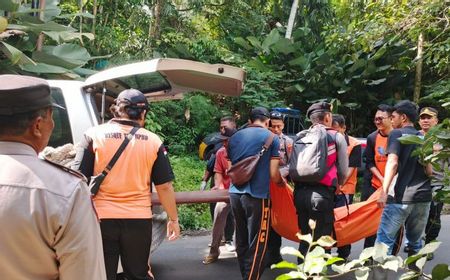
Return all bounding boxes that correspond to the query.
[100,219,153,280]
[425,200,444,243]
[334,194,354,259]
[294,185,335,260]
[361,182,377,249]
[230,193,270,280]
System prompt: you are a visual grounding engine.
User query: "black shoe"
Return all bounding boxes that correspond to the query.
[404,245,411,253]
[266,255,283,267]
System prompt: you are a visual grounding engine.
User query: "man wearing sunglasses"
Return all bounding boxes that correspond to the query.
[363,104,394,249]
[265,110,293,266]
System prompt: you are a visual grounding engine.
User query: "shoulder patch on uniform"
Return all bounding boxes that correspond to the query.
[43,158,87,181]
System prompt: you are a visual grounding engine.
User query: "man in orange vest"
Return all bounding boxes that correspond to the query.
[331,114,362,261]
[362,104,394,249]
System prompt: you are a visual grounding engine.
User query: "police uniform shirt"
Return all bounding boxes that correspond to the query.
[0,141,106,280]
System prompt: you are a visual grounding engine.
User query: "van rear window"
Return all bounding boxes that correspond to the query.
[48,87,73,147]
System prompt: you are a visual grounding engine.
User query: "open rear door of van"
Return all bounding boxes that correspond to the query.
[83,58,245,101]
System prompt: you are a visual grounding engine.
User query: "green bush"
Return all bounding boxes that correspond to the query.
[170,155,212,231]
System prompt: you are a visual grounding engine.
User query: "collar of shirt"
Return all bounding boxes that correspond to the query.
[0,141,37,156]
[110,118,141,127]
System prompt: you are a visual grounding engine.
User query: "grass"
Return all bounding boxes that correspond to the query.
[170,155,212,231]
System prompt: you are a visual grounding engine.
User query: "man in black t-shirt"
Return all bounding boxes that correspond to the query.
[375,100,432,256]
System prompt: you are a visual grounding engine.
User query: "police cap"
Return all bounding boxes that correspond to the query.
[306,101,332,118]
[0,74,63,116]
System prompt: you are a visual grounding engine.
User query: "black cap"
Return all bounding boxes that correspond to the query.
[250,107,270,119]
[0,74,64,116]
[218,127,237,140]
[116,89,149,110]
[306,102,332,118]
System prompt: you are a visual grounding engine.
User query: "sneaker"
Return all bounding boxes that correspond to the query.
[225,241,236,252]
[202,254,219,265]
[208,240,225,247]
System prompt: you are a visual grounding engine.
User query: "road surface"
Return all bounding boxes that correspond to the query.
[151,215,450,279]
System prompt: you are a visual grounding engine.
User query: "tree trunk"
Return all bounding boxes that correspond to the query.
[92,0,97,35]
[151,0,163,40]
[286,0,299,39]
[413,32,424,103]
[36,0,46,51]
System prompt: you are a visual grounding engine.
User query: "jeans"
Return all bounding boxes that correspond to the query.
[376,202,430,254]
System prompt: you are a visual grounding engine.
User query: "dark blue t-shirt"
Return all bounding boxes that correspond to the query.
[228,126,280,199]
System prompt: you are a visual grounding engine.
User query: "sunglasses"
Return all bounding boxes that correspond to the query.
[270,111,283,120]
[374,116,390,123]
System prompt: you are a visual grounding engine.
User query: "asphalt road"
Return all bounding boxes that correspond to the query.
[150,215,450,280]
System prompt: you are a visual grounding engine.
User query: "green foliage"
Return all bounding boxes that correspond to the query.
[399,118,450,203]
[274,220,445,280]
[169,155,211,230]
[0,0,94,78]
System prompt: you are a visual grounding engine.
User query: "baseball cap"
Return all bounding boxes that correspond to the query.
[419,107,438,118]
[250,107,270,119]
[306,102,332,118]
[0,74,64,116]
[116,88,149,110]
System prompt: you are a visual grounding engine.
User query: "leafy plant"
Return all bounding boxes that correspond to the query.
[399,118,450,203]
[170,155,211,230]
[0,0,95,78]
[272,219,448,280]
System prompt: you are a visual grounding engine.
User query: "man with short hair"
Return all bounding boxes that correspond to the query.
[200,116,237,249]
[292,102,348,259]
[376,100,432,256]
[403,107,447,259]
[266,110,293,266]
[363,104,394,249]
[73,89,180,280]
[331,113,362,261]
[228,107,283,280]
[0,75,106,279]
[203,127,237,264]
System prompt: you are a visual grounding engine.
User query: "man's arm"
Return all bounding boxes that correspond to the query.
[377,153,398,208]
[155,181,180,241]
[55,182,106,280]
[335,133,349,186]
[213,172,225,190]
[270,158,284,185]
[72,133,95,178]
[151,145,179,241]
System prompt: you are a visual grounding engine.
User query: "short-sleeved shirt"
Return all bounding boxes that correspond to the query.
[227,125,280,199]
[0,142,106,280]
[386,126,431,204]
[365,130,389,189]
[214,146,231,189]
[73,119,174,219]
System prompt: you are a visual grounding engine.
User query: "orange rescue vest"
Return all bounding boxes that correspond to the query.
[340,136,359,194]
[371,133,388,189]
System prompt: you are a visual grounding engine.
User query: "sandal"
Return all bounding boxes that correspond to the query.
[202,254,219,265]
